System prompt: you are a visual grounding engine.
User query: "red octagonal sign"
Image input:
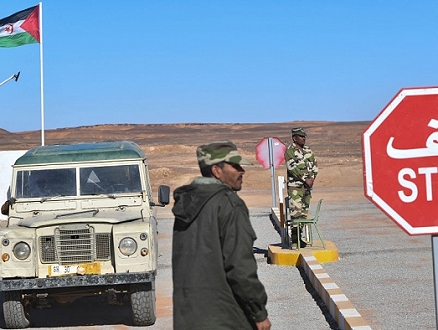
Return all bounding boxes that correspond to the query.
[256,137,286,169]
[363,87,438,235]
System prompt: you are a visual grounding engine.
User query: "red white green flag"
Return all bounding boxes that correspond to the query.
[0,5,40,48]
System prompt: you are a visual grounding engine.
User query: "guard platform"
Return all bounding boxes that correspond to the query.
[268,205,339,266]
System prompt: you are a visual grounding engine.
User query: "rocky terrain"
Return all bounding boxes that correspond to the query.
[0,121,369,207]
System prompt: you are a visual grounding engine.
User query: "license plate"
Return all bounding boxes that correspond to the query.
[48,262,101,276]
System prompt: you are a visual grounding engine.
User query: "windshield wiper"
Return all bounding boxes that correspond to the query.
[40,195,64,203]
[55,209,99,219]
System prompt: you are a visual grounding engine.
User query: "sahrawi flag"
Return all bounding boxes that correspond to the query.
[0,5,39,48]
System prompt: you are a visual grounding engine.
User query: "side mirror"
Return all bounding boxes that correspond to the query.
[152,185,170,207]
[158,185,170,205]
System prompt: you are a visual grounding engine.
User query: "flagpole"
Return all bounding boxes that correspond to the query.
[39,2,45,146]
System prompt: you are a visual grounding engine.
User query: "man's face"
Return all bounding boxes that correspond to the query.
[212,162,245,191]
[293,134,306,148]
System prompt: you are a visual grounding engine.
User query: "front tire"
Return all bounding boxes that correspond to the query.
[3,291,30,329]
[130,282,156,326]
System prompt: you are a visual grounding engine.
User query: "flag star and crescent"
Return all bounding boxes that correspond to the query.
[0,5,40,48]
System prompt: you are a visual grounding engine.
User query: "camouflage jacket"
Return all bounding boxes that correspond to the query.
[284,142,318,188]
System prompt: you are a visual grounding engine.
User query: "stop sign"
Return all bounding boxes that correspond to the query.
[256,137,286,169]
[363,87,438,235]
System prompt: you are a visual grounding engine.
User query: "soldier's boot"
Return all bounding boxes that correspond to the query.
[290,222,307,248]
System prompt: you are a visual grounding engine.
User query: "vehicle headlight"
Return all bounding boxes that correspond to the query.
[119,237,137,256]
[13,242,31,260]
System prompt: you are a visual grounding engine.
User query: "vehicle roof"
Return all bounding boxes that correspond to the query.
[14,141,146,165]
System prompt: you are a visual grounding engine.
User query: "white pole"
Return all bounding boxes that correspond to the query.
[278,176,284,203]
[432,235,438,329]
[39,2,45,146]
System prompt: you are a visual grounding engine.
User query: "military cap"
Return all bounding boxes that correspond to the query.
[291,127,307,137]
[196,141,252,168]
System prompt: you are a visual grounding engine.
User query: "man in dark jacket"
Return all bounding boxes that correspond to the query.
[172,141,271,330]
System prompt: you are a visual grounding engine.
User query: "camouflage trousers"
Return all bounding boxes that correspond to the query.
[287,186,312,219]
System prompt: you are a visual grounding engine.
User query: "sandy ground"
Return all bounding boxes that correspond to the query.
[0,120,367,204]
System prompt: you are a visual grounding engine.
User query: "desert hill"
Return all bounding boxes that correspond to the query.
[1,121,370,207]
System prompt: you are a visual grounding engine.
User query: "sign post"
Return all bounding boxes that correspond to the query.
[255,137,286,207]
[362,87,438,328]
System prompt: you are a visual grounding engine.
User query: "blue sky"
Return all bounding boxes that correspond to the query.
[1,1,438,132]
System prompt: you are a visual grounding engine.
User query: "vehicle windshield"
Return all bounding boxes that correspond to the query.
[15,164,142,198]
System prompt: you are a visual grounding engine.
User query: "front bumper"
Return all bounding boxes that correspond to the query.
[0,271,156,292]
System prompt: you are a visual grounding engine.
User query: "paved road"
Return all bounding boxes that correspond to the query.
[321,200,435,330]
[0,198,435,329]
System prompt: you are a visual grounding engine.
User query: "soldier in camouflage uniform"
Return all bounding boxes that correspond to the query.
[284,127,318,220]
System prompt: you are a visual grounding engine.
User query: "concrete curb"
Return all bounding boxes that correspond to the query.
[301,255,372,330]
[269,207,373,330]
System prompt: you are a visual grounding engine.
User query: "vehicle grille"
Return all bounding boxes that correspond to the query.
[39,226,111,264]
